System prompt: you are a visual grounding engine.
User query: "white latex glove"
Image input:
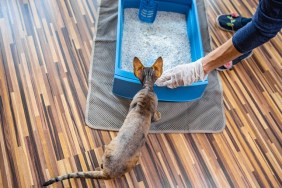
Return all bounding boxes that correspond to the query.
[155,58,206,88]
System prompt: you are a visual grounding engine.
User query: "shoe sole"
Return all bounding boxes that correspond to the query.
[216,66,233,72]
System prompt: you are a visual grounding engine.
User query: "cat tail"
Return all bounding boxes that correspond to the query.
[43,170,109,186]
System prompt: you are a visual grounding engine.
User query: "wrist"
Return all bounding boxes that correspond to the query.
[194,58,207,80]
[202,61,210,76]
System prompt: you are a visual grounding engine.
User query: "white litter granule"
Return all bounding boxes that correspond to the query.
[121,8,192,72]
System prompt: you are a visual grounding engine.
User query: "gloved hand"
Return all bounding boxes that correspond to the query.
[155,58,206,88]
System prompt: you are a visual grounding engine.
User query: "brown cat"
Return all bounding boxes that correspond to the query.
[43,57,163,186]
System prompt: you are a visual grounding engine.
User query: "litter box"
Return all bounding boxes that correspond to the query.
[112,0,208,102]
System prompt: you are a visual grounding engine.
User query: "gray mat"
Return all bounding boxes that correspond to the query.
[85,0,226,133]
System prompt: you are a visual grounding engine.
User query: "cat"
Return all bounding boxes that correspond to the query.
[43,57,163,186]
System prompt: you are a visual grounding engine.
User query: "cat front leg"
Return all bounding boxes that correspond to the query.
[152,111,161,122]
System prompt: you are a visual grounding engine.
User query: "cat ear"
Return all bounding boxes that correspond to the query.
[152,57,163,78]
[133,57,144,80]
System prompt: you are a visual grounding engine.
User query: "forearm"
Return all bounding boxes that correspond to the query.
[202,38,242,75]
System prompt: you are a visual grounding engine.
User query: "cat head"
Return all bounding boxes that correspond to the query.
[133,57,163,86]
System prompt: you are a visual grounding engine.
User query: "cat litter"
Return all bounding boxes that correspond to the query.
[121,8,191,72]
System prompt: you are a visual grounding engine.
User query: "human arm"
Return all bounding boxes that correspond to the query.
[155,38,242,88]
[202,38,241,75]
[156,0,282,88]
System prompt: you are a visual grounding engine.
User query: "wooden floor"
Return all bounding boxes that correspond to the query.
[0,0,281,187]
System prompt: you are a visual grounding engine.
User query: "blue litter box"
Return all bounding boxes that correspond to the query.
[112,0,208,102]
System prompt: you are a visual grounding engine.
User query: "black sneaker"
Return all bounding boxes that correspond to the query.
[216,51,253,71]
[216,13,252,32]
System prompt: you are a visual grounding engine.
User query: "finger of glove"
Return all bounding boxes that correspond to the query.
[155,79,166,86]
[168,70,184,88]
[166,75,180,89]
[164,80,177,89]
[164,77,185,88]
[155,74,172,86]
[156,78,172,86]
